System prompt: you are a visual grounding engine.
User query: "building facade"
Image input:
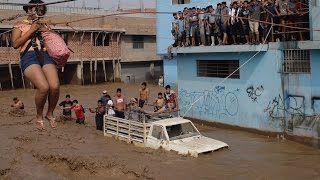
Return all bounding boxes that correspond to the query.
[0,6,162,89]
[156,0,320,145]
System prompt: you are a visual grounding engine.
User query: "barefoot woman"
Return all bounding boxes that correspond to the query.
[11,0,59,130]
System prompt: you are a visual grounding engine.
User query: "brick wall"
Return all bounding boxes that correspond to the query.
[0,9,157,64]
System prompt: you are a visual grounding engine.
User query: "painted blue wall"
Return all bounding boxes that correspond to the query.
[177,49,320,139]
[177,49,284,132]
[283,50,320,138]
[156,0,320,140]
[163,57,178,87]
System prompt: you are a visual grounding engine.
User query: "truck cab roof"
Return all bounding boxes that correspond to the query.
[151,117,191,127]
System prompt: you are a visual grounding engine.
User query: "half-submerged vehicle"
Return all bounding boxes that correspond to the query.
[104,113,228,157]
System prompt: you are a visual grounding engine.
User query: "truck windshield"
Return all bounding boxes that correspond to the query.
[166,122,200,141]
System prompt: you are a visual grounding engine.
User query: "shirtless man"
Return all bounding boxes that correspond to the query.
[138,82,149,108]
[154,92,165,112]
[113,88,126,118]
[11,97,24,110]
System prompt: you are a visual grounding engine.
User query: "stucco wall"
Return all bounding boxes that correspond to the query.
[177,49,320,139]
[163,57,178,87]
[177,50,283,132]
[121,61,163,83]
[121,35,161,62]
[283,50,320,139]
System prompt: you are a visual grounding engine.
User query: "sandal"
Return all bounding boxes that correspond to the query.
[45,116,57,129]
[36,119,45,131]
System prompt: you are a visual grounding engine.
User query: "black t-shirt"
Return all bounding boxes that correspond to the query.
[59,100,73,116]
[239,7,250,24]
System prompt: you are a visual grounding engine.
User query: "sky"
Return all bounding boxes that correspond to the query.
[0,0,156,10]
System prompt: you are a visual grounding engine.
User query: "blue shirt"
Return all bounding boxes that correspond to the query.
[190,14,199,27]
[265,4,277,15]
[178,19,184,32]
[100,96,108,107]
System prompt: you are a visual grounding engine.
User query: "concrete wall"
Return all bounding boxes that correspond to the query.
[283,50,320,139]
[121,35,161,62]
[177,49,283,132]
[177,48,320,140]
[121,61,163,83]
[163,57,178,87]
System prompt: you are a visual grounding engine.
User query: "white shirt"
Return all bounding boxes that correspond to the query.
[107,100,115,115]
[229,8,237,24]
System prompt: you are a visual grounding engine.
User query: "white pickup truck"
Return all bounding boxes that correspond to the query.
[104,115,228,157]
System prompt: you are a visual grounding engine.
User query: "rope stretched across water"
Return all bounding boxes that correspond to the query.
[0,9,318,32]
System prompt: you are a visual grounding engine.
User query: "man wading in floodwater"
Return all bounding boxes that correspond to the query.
[11,0,59,130]
[113,88,126,118]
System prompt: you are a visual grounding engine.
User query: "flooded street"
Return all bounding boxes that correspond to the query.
[0,83,319,179]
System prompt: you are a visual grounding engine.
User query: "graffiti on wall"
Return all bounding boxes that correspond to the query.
[246,85,264,102]
[264,94,286,128]
[179,86,240,118]
[288,114,320,135]
[264,94,319,137]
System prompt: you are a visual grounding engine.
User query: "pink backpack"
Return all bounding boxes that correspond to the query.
[41,31,70,68]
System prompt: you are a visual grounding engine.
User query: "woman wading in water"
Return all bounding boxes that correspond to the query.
[11,0,59,130]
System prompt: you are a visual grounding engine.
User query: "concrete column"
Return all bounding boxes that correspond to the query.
[114,61,122,82]
[8,63,14,89]
[310,0,320,40]
[71,63,82,85]
[150,62,155,78]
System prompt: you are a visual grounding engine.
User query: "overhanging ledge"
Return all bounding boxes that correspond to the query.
[171,41,320,54]
[172,44,269,54]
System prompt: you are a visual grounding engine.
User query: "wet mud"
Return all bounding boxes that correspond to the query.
[0,83,319,180]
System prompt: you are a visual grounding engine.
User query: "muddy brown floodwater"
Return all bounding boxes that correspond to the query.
[0,83,319,180]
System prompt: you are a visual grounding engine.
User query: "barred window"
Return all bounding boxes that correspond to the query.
[283,49,310,73]
[132,36,144,49]
[197,60,240,79]
[172,0,190,5]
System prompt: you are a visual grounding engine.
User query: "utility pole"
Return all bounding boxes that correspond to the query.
[98,0,100,9]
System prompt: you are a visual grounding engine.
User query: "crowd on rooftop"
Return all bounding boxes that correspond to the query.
[171,0,309,47]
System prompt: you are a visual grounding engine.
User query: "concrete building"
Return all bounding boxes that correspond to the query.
[0,6,162,89]
[156,0,320,146]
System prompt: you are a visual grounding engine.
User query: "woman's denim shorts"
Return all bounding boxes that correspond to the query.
[20,51,55,72]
